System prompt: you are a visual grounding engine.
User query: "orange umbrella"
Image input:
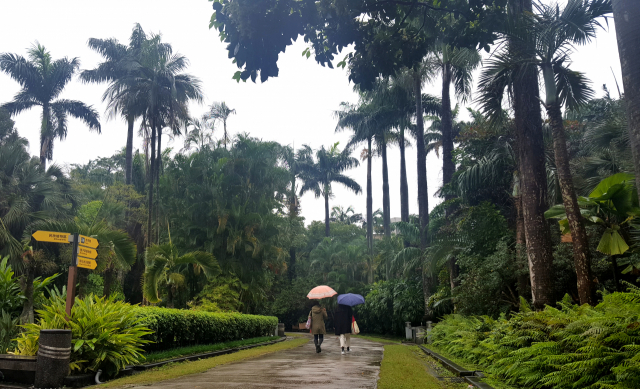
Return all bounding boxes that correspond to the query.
[307,285,337,299]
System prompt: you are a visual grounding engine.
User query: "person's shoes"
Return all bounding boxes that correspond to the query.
[315,345,320,353]
[347,348,350,353]
[341,350,345,355]
[318,346,322,353]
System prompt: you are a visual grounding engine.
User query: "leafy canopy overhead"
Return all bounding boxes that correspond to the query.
[209,0,507,86]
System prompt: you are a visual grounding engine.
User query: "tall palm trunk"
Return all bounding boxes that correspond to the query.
[381,139,391,238]
[613,0,640,205]
[147,120,157,248]
[510,0,555,310]
[441,64,455,196]
[414,75,430,249]
[441,62,459,289]
[366,137,374,283]
[39,104,50,169]
[324,188,330,237]
[125,115,134,185]
[156,128,162,244]
[223,120,228,149]
[399,126,410,247]
[515,185,530,297]
[415,73,431,318]
[544,95,594,305]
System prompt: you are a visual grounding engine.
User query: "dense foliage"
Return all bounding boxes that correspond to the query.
[431,287,640,389]
[15,295,151,377]
[135,307,277,351]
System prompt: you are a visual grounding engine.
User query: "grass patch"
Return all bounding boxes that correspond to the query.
[427,344,521,389]
[378,345,466,389]
[143,336,280,363]
[284,332,307,338]
[98,337,308,388]
[356,334,404,344]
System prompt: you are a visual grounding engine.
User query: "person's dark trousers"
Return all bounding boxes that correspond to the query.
[313,334,324,346]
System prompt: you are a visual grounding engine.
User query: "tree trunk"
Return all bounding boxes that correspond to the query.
[39,105,50,169]
[289,247,296,283]
[515,191,530,297]
[224,120,228,149]
[546,103,594,305]
[147,121,157,248]
[125,115,134,185]
[613,0,640,206]
[510,0,556,310]
[19,265,35,324]
[367,137,374,283]
[415,74,430,249]
[441,63,455,199]
[324,190,330,237]
[103,267,114,298]
[441,62,460,290]
[611,255,621,292]
[381,139,391,238]
[400,126,410,247]
[156,128,162,245]
[415,72,431,319]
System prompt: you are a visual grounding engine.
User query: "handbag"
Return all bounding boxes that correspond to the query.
[351,315,360,334]
[305,314,312,330]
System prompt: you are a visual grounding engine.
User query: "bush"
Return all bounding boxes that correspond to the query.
[135,307,277,351]
[14,295,151,377]
[431,287,640,389]
[356,277,424,336]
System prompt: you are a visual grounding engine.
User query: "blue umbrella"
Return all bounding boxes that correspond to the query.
[337,293,365,307]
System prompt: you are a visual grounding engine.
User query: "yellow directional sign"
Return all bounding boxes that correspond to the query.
[78,246,98,260]
[77,258,97,270]
[79,235,99,249]
[32,231,71,244]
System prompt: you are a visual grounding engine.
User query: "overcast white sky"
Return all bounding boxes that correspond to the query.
[0,1,622,225]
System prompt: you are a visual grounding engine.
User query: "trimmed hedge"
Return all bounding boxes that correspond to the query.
[135,307,278,351]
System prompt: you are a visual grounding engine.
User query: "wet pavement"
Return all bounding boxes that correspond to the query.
[129,334,384,388]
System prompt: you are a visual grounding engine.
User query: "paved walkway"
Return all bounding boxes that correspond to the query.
[130,335,384,389]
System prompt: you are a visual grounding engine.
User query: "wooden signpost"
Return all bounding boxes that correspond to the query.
[32,231,99,316]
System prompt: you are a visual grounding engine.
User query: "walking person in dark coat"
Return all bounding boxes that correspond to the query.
[309,301,327,353]
[334,304,353,355]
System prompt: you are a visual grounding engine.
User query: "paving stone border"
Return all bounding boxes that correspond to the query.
[418,345,496,389]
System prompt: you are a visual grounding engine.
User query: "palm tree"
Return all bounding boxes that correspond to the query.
[144,243,220,306]
[298,143,362,237]
[208,102,236,149]
[330,206,363,225]
[612,0,640,206]
[81,24,149,185]
[477,0,555,309]
[430,45,481,200]
[499,0,609,305]
[183,115,215,152]
[0,43,101,168]
[105,34,203,246]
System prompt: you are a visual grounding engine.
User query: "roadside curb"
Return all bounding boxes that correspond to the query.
[418,345,496,389]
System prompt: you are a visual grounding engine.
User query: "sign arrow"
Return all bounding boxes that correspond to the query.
[78,235,99,249]
[32,231,71,244]
[77,258,97,270]
[77,246,98,260]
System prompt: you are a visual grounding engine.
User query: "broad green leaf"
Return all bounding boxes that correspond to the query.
[596,227,629,256]
[589,172,634,198]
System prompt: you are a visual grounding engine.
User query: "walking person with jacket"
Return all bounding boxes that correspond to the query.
[309,301,327,353]
[334,303,353,355]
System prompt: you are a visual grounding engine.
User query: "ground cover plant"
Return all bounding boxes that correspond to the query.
[144,336,280,363]
[431,287,640,389]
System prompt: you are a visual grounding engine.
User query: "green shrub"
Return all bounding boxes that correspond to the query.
[135,307,277,351]
[431,287,640,389]
[14,295,151,377]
